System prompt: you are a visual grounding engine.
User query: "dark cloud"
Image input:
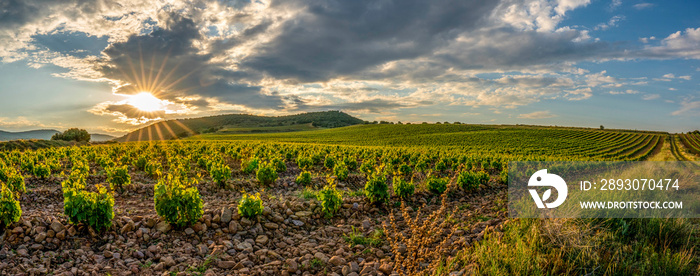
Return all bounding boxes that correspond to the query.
[98,12,284,110]
[304,98,432,113]
[32,31,109,58]
[241,0,500,82]
[105,104,165,119]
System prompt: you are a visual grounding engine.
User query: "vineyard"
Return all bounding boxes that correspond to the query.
[0,124,697,275]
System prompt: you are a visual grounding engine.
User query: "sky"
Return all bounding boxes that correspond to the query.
[0,0,698,135]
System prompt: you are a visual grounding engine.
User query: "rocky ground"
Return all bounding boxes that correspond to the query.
[0,165,507,276]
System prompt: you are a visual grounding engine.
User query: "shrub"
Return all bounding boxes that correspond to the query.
[500,169,508,184]
[393,176,415,200]
[0,184,21,229]
[51,128,91,142]
[4,169,25,196]
[427,175,448,194]
[145,160,162,178]
[365,173,389,204]
[63,183,114,232]
[20,156,34,173]
[360,160,376,176]
[154,174,203,228]
[238,192,263,218]
[256,162,278,185]
[209,162,231,187]
[343,157,358,171]
[133,156,148,171]
[333,162,349,181]
[434,160,447,173]
[106,165,131,192]
[272,157,287,173]
[297,155,313,170]
[296,171,312,186]
[324,156,336,170]
[318,180,342,217]
[242,157,260,174]
[398,164,412,177]
[457,170,489,191]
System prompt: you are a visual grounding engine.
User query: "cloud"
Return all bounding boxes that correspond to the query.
[642,94,660,100]
[678,75,692,80]
[609,0,622,10]
[641,28,700,59]
[518,111,557,119]
[663,73,675,78]
[609,89,638,95]
[633,3,654,10]
[672,101,700,116]
[594,15,625,31]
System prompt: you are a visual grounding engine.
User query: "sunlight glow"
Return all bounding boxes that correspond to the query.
[127,92,165,112]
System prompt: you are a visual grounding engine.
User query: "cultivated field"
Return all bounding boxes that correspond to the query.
[0,124,697,275]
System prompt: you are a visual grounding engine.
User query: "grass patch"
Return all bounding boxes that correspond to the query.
[343,226,384,247]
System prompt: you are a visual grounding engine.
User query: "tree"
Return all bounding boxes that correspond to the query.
[600,125,605,130]
[52,128,91,142]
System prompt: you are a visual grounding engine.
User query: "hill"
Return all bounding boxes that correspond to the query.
[0,129,60,141]
[189,123,667,160]
[115,111,364,142]
[91,134,117,142]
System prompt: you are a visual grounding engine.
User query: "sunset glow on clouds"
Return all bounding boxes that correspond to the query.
[0,0,698,134]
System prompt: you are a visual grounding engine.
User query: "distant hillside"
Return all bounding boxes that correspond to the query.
[116,111,365,142]
[91,134,117,142]
[0,139,72,151]
[0,129,115,142]
[0,129,59,141]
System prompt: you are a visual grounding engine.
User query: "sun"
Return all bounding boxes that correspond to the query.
[127,92,165,112]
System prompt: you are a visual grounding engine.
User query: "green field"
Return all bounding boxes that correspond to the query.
[0,124,697,275]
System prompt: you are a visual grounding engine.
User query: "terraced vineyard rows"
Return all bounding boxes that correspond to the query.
[0,125,694,276]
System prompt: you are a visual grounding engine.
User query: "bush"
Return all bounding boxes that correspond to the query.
[365,173,389,204]
[242,157,260,174]
[393,176,415,200]
[20,156,34,173]
[344,157,358,171]
[3,169,25,196]
[51,128,90,142]
[318,180,342,217]
[106,165,131,192]
[238,192,263,218]
[457,170,489,191]
[500,169,508,184]
[272,157,287,173]
[209,162,231,187]
[145,160,162,178]
[297,155,313,170]
[360,160,376,176]
[427,175,448,194]
[434,160,448,173]
[398,164,412,177]
[154,174,203,228]
[0,184,21,229]
[256,162,278,185]
[333,162,349,181]
[296,171,312,186]
[62,183,114,232]
[324,156,336,170]
[133,156,148,171]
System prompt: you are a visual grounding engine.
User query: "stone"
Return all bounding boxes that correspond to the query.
[285,259,298,273]
[262,206,271,216]
[12,227,23,234]
[17,249,28,257]
[197,244,209,256]
[67,226,77,237]
[264,222,279,229]
[121,221,134,234]
[185,228,195,235]
[360,265,374,275]
[162,256,176,267]
[228,221,238,233]
[379,263,393,275]
[255,235,269,245]
[221,207,232,224]
[144,217,157,228]
[295,211,312,217]
[362,219,371,230]
[156,221,171,233]
[193,222,206,233]
[236,242,252,251]
[133,251,145,259]
[154,262,165,271]
[104,251,113,258]
[342,265,351,276]
[240,218,252,226]
[329,256,345,267]
[291,220,304,227]
[50,221,64,233]
[148,245,159,254]
[35,232,47,243]
[223,241,233,249]
[350,261,360,272]
[314,252,328,263]
[217,261,236,269]
[55,230,66,240]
